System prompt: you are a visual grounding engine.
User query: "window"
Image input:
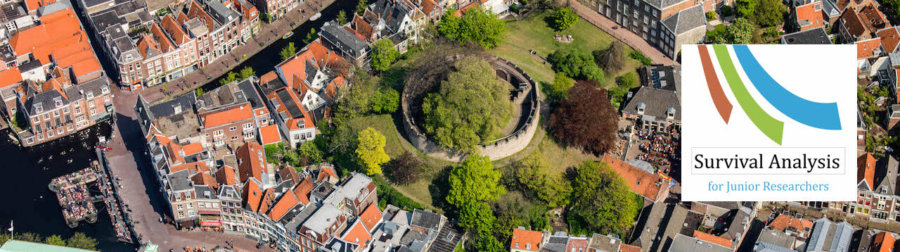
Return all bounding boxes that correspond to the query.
[33,117,39,123]
[43,114,49,120]
[230,126,237,131]
[53,111,59,117]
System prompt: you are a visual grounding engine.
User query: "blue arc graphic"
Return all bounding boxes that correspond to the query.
[732,45,842,130]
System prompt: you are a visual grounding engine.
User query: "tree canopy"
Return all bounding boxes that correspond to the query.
[356,127,390,175]
[570,161,642,235]
[594,42,627,74]
[422,56,513,153]
[280,42,296,61]
[447,155,505,207]
[388,151,422,184]
[371,88,399,114]
[370,39,400,72]
[548,48,604,81]
[239,66,255,80]
[753,0,787,27]
[548,81,618,155]
[545,73,575,102]
[513,151,572,207]
[65,233,98,250]
[708,18,753,44]
[550,7,578,31]
[446,154,505,252]
[438,8,507,49]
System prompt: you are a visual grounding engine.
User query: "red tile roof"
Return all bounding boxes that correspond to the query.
[25,0,55,12]
[161,15,190,46]
[620,244,642,252]
[292,178,314,204]
[268,192,299,221]
[858,4,889,32]
[200,104,254,129]
[768,215,812,232]
[693,230,733,249]
[877,27,900,53]
[216,165,238,186]
[10,9,90,65]
[841,7,867,39]
[257,188,276,214]
[279,165,301,185]
[70,58,102,80]
[317,165,338,183]
[259,124,281,145]
[858,153,876,190]
[341,220,372,248]
[359,204,382,232]
[237,142,267,183]
[510,228,542,251]
[602,156,663,201]
[191,172,218,190]
[0,67,22,89]
[169,162,210,174]
[242,178,263,212]
[856,38,883,58]
[182,142,204,156]
[796,2,824,31]
[874,232,896,252]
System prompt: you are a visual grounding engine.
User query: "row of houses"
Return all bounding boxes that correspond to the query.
[575,0,718,58]
[0,0,114,147]
[134,77,463,252]
[76,0,259,90]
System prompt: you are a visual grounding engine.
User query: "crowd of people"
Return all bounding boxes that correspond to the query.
[50,169,100,227]
[98,168,132,241]
[635,126,680,174]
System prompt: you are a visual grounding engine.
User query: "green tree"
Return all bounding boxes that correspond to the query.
[356,0,368,15]
[546,73,575,102]
[550,7,578,31]
[372,88,400,113]
[594,42,626,73]
[706,11,717,21]
[513,151,572,207]
[570,161,642,235]
[754,0,787,27]
[280,42,296,61]
[447,155,505,252]
[356,127,389,175]
[219,71,238,85]
[65,233,97,250]
[422,57,513,153]
[447,155,505,208]
[438,8,506,48]
[304,28,318,44]
[337,10,347,24]
[548,48,604,81]
[298,141,324,164]
[44,235,65,246]
[18,233,41,242]
[370,39,399,72]
[239,66,255,80]
[727,18,754,44]
[735,0,757,19]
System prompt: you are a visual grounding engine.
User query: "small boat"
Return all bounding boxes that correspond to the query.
[310,12,321,21]
[283,32,293,39]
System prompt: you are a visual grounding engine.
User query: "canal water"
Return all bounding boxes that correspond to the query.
[0,123,137,251]
[204,0,359,91]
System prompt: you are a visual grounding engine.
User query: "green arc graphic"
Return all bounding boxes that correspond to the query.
[712,45,784,145]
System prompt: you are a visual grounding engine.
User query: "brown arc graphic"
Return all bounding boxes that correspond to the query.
[697,45,733,123]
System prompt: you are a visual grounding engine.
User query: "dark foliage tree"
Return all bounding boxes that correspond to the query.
[594,42,626,73]
[389,151,422,184]
[548,81,618,155]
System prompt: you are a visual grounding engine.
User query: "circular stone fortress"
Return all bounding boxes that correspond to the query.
[401,54,540,161]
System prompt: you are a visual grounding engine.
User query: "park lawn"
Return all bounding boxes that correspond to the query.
[495,126,599,176]
[351,114,455,210]
[491,10,643,88]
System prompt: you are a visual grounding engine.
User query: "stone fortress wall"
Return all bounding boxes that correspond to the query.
[400,55,540,161]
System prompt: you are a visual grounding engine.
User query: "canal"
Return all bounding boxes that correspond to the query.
[202,0,359,91]
[0,123,137,251]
